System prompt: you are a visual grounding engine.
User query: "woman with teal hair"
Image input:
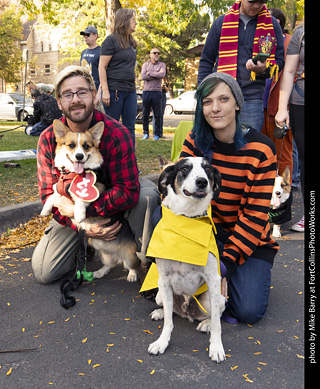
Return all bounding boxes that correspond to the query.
[180,72,279,324]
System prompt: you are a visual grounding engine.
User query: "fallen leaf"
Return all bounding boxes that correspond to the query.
[150,369,155,375]
[7,367,12,376]
[137,359,143,363]
[82,338,87,343]
[93,364,101,368]
[143,330,153,335]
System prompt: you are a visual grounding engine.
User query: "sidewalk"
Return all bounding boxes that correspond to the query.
[0,189,305,388]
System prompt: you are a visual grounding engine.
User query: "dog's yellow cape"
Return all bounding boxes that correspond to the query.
[140,204,220,293]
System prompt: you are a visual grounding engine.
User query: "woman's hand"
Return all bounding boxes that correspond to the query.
[102,90,110,107]
[221,277,228,300]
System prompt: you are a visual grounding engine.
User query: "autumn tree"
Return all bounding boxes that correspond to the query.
[0,3,23,89]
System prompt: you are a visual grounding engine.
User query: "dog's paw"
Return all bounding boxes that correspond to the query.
[272,225,282,238]
[127,269,137,283]
[148,339,169,355]
[196,318,211,333]
[74,213,86,223]
[209,342,225,363]
[149,309,164,321]
[93,269,107,279]
[40,209,49,217]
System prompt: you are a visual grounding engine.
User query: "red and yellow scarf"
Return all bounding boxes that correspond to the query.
[217,0,278,81]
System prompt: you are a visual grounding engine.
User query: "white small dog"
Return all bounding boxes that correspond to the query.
[147,157,226,362]
[269,166,291,238]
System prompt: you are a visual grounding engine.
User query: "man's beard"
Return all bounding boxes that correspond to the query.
[62,100,95,123]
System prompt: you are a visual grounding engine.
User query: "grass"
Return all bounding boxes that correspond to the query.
[0,121,173,207]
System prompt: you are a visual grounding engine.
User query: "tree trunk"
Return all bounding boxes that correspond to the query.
[104,0,122,35]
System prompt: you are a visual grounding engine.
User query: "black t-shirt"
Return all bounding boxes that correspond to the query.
[100,34,137,91]
[80,46,101,90]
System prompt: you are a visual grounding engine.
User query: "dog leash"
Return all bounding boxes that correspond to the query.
[60,228,94,309]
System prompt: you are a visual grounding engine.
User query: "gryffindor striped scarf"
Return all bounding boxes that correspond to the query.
[217,0,278,81]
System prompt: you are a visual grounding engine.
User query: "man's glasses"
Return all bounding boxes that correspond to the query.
[151,52,160,55]
[83,33,93,37]
[59,89,93,102]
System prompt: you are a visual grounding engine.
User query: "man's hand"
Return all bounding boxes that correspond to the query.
[246,58,267,74]
[85,218,122,241]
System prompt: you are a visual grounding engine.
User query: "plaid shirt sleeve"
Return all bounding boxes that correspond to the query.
[37,111,140,231]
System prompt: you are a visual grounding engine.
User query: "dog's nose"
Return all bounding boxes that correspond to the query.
[275,191,281,196]
[75,153,84,161]
[196,177,208,189]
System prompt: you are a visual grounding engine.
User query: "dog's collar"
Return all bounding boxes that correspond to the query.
[268,194,292,224]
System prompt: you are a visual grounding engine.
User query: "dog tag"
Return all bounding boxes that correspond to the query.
[69,170,100,202]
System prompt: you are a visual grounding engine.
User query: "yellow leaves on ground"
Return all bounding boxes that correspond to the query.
[0,215,51,252]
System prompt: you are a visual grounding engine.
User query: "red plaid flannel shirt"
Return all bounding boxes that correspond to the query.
[37,110,140,230]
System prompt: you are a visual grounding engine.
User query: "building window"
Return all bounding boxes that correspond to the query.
[30,66,35,75]
[45,64,50,74]
[41,41,44,52]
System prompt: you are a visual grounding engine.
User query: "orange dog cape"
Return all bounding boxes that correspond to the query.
[140,204,220,293]
[217,0,278,81]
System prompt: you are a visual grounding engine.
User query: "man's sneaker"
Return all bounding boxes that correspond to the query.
[290,216,305,232]
[142,134,149,140]
[154,135,159,141]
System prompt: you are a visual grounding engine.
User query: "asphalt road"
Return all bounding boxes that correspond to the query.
[0,189,305,388]
[163,113,194,128]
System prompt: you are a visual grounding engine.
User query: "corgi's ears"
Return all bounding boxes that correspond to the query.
[53,119,70,139]
[88,122,104,144]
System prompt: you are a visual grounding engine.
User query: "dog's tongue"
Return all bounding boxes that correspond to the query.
[271,194,281,208]
[74,162,84,175]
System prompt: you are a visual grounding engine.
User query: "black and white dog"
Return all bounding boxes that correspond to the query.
[148,157,226,362]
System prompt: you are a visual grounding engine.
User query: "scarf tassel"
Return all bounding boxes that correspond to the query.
[250,61,279,82]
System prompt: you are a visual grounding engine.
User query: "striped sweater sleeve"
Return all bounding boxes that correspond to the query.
[181,130,279,277]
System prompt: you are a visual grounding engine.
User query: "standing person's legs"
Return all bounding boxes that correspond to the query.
[239,99,264,132]
[142,91,152,137]
[151,91,162,138]
[32,219,79,284]
[103,90,124,121]
[289,104,304,200]
[122,90,137,149]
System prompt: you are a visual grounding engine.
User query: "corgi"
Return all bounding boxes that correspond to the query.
[146,157,226,362]
[269,166,292,238]
[40,119,139,282]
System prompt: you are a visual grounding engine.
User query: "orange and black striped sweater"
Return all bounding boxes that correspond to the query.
[180,129,279,277]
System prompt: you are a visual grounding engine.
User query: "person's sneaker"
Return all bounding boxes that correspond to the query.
[154,135,159,141]
[290,216,305,232]
[142,134,149,140]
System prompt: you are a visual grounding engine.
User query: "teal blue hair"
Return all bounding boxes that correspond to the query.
[191,77,247,158]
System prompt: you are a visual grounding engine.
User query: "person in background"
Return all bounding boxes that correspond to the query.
[141,49,166,140]
[25,89,62,136]
[275,23,305,232]
[198,0,284,132]
[99,8,137,148]
[80,26,103,110]
[262,8,292,180]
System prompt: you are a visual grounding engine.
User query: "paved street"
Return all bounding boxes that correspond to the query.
[0,189,305,388]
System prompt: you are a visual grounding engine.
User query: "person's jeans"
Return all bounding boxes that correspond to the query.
[143,91,162,136]
[216,239,272,324]
[103,90,137,149]
[28,121,48,136]
[239,99,264,132]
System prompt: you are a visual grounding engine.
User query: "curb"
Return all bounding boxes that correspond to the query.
[0,200,42,233]
[0,174,160,234]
